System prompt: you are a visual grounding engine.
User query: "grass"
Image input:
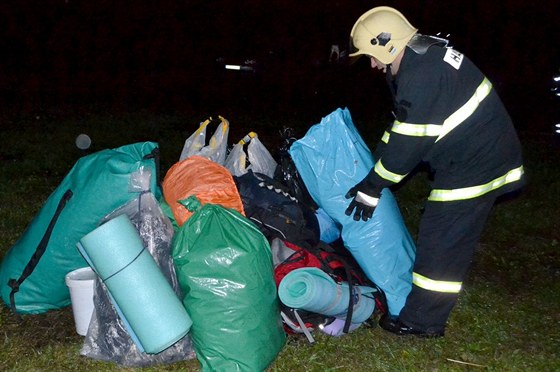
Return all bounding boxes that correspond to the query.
[1,108,559,371]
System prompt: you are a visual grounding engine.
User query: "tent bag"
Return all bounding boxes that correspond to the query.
[0,142,160,314]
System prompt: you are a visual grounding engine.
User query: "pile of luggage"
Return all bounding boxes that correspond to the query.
[0,108,416,370]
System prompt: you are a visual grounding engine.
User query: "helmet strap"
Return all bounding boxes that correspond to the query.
[385,64,393,78]
[385,64,396,95]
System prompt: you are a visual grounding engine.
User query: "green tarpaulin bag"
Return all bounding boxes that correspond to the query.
[0,142,160,314]
[173,196,285,372]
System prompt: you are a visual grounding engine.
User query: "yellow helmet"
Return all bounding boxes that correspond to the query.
[349,6,417,64]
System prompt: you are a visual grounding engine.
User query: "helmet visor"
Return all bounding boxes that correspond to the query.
[347,35,365,64]
[349,34,360,56]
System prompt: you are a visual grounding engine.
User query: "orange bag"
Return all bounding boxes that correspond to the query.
[163,156,245,226]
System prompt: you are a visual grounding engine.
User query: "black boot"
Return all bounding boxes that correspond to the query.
[379,315,444,338]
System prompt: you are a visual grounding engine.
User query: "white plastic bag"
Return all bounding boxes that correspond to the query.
[224,132,277,178]
[179,116,229,165]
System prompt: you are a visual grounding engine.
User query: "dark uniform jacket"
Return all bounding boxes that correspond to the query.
[367,44,524,202]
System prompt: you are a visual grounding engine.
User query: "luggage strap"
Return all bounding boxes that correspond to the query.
[143,147,161,188]
[7,189,73,315]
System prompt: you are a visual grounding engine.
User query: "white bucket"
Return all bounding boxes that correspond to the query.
[65,267,97,336]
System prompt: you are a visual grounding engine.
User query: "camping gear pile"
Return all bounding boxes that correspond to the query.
[0,108,416,370]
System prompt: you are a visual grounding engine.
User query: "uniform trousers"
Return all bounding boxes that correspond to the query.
[398,195,496,333]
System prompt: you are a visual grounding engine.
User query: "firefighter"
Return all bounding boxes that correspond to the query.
[345,6,525,337]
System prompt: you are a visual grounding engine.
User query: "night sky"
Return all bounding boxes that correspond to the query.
[1,1,558,131]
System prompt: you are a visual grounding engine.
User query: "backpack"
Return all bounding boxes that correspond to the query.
[233,170,319,246]
[271,239,387,341]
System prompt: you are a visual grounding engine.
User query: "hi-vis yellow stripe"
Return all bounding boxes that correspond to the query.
[436,78,492,142]
[381,130,390,144]
[374,160,407,183]
[428,166,524,202]
[392,121,441,137]
[389,78,492,141]
[413,272,462,293]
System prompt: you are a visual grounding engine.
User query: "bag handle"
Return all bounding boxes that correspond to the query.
[238,132,257,145]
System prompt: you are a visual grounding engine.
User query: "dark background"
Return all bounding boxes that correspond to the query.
[1,0,558,132]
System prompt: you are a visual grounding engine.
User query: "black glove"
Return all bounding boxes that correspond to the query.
[345,180,380,222]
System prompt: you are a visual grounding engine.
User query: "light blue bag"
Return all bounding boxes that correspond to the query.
[315,207,341,244]
[289,108,416,315]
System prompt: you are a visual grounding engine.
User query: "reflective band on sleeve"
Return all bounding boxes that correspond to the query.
[392,121,441,137]
[428,166,524,202]
[381,130,391,144]
[413,272,462,293]
[436,78,492,142]
[374,160,407,183]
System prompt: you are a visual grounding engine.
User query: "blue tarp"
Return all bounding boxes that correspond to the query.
[290,108,416,315]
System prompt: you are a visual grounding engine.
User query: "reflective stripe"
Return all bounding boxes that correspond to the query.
[392,121,441,137]
[374,160,407,183]
[381,130,390,144]
[388,78,492,142]
[429,166,524,202]
[413,272,462,293]
[436,78,492,142]
[356,191,379,206]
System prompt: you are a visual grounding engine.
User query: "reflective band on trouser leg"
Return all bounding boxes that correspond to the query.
[436,78,493,143]
[428,166,524,202]
[374,160,407,183]
[412,272,462,293]
[399,198,496,331]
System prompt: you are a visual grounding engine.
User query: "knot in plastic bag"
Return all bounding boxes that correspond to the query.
[178,195,202,213]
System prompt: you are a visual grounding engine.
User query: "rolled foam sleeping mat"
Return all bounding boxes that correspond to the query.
[77,214,192,354]
[278,267,376,324]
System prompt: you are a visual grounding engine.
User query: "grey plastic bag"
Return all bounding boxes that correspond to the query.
[80,192,196,367]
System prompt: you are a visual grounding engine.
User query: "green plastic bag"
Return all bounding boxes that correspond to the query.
[173,196,285,372]
[0,142,160,314]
